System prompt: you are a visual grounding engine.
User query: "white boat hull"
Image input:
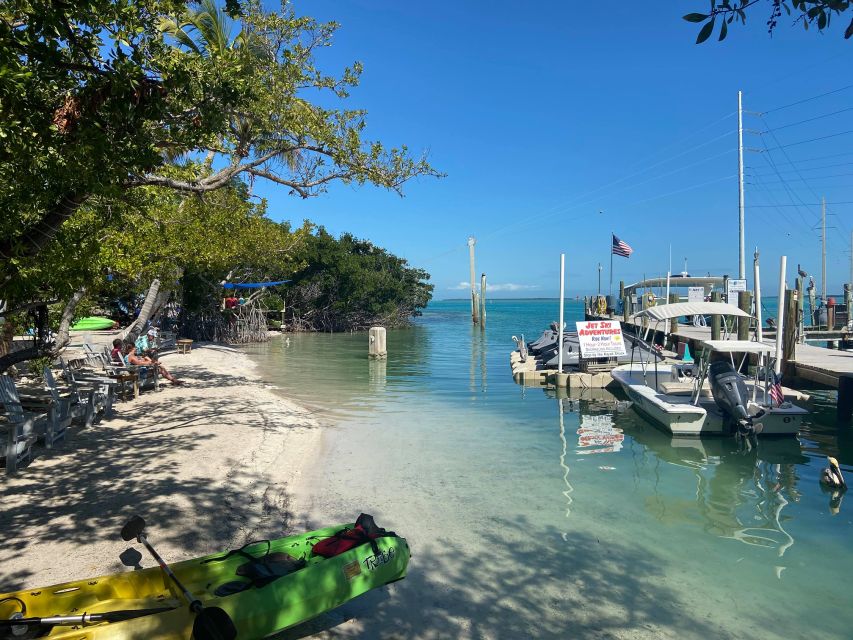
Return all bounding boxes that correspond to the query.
[611,364,805,436]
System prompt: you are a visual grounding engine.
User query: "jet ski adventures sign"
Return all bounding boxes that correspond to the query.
[575,320,627,358]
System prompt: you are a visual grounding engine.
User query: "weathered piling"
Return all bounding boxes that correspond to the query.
[668,293,679,334]
[480,273,487,329]
[737,290,752,341]
[368,326,387,358]
[838,373,853,423]
[711,291,721,340]
[796,276,805,340]
[782,289,798,374]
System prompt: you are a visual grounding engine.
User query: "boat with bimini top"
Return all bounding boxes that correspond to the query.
[611,301,808,437]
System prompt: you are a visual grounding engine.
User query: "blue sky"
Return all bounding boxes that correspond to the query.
[254,1,851,298]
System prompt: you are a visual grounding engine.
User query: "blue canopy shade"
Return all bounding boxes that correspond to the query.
[222,280,290,289]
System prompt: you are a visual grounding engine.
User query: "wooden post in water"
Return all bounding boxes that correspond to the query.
[480,273,487,329]
[738,291,752,341]
[845,284,852,327]
[368,326,387,359]
[837,373,853,424]
[711,291,721,340]
[468,237,478,324]
[782,289,798,375]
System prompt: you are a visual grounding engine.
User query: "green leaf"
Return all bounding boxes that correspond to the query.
[719,19,729,39]
[817,10,827,29]
[683,12,709,22]
[696,18,716,43]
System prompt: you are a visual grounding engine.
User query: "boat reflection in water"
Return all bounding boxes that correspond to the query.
[627,416,807,560]
[545,385,809,563]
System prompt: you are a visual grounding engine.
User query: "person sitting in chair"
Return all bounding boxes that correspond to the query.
[124,341,183,385]
[135,328,159,360]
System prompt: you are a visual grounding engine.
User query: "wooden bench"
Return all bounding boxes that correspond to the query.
[176,339,193,355]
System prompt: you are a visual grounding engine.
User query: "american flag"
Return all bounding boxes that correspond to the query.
[612,234,633,258]
[769,373,784,407]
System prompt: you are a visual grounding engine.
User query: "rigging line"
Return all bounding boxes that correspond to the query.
[759,84,853,115]
[748,161,853,177]
[754,130,853,152]
[754,107,853,134]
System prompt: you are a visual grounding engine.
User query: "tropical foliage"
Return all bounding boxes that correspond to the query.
[684,0,852,42]
[0,0,440,370]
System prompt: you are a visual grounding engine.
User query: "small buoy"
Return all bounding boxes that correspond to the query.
[820,456,847,489]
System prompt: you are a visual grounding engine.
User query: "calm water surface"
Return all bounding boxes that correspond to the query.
[244,299,852,640]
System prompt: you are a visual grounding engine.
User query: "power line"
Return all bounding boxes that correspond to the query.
[749,171,853,183]
[754,151,853,167]
[754,130,853,152]
[759,84,853,115]
[747,201,853,207]
[754,106,853,134]
[748,161,853,177]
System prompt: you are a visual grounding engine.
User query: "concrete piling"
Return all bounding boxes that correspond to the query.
[368,326,387,359]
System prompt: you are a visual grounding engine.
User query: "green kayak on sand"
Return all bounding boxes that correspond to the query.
[0,515,409,639]
[71,316,116,331]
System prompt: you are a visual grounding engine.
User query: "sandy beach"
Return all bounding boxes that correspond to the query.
[0,344,322,594]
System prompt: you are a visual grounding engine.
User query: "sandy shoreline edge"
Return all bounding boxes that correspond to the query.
[0,343,323,592]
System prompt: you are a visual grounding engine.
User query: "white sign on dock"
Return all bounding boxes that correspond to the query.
[575,320,627,358]
[688,287,705,303]
[727,278,747,303]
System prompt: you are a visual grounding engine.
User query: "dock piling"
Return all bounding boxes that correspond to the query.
[711,291,721,340]
[737,291,752,341]
[368,326,387,359]
[838,373,853,424]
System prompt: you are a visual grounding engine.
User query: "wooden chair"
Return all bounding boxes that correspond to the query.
[60,359,114,419]
[44,367,98,429]
[0,375,47,474]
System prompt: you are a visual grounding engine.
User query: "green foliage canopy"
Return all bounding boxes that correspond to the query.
[684,0,852,43]
[0,0,440,299]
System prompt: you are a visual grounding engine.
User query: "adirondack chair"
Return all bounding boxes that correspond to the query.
[60,359,114,419]
[0,375,47,474]
[112,347,160,392]
[44,367,97,429]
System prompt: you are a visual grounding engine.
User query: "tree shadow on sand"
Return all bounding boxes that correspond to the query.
[0,367,316,592]
[276,513,733,640]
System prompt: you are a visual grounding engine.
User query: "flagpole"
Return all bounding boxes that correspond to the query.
[609,232,613,297]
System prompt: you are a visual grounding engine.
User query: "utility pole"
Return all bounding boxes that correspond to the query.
[468,236,478,324]
[738,90,746,280]
[597,263,602,295]
[822,197,826,302]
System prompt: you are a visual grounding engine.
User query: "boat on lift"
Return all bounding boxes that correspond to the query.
[611,301,808,436]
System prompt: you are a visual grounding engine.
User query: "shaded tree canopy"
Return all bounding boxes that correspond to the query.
[0,0,441,293]
[684,0,852,42]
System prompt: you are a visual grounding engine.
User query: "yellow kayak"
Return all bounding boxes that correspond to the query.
[0,517,409,639]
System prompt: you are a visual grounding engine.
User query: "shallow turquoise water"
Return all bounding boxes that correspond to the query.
[244,300,853,639]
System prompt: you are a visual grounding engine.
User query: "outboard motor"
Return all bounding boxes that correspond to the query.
[708,361,754,436]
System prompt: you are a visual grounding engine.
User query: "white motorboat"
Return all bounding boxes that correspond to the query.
[611,302,808,437]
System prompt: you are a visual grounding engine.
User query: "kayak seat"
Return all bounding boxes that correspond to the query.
[204,543,307,597]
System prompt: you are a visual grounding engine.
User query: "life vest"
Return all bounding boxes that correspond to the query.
[311,513,396,558]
